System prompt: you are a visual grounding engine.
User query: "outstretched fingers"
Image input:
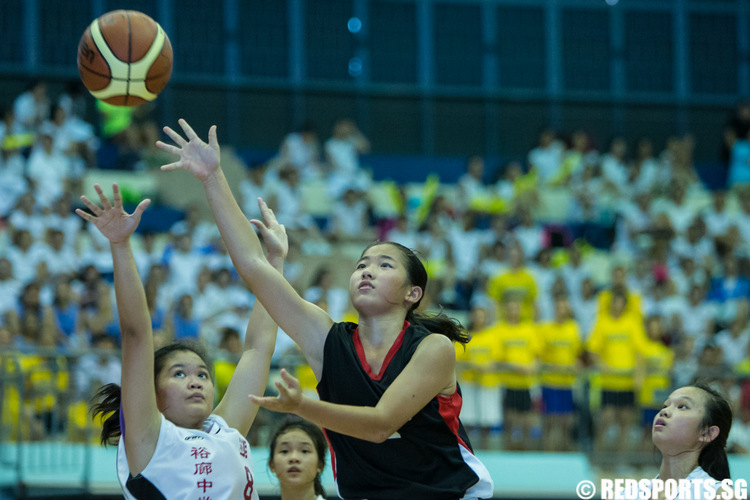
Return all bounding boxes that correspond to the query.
[162,125,187,147]
[178,118,200,142]
[78,194,102,217]
[94,184,113,211]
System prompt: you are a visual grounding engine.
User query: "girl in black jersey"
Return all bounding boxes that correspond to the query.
[156,120,493,499]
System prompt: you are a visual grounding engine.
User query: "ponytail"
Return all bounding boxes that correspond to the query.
[408,309,470,345]
[91,383,122,446]
[692,382,732,480]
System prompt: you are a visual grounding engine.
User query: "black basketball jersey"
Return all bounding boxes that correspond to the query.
[317,321,493,500]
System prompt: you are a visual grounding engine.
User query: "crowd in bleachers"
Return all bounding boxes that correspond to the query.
[1,80,750,460]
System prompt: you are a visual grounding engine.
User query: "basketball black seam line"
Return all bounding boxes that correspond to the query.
[126,11,132,105]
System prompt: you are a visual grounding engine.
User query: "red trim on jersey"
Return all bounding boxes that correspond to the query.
[352,321,410,381]
[437,390,471,451]
[321,427,338,480]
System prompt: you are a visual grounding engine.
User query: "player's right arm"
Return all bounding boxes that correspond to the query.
[76,184,161,475]
[156,120,333,377]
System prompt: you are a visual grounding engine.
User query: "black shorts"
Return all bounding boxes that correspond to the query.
[504,388,532,412]
[601,390,635,408]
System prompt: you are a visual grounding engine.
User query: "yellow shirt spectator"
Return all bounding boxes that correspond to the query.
[539,319,582,388]
[486,243,537,321]
[495,321,540,390]
[587,308,649,391]
[639,339,674,409]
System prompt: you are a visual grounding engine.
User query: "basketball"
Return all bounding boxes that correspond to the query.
[77,10,172,106]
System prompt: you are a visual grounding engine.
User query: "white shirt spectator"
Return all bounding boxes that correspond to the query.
[715,327,750,367]
[26,135,71,209]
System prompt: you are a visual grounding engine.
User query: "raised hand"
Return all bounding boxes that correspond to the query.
[156,118,220,182]
[249,198,288,264]
[248,368,302,414]
[75,184,150,244]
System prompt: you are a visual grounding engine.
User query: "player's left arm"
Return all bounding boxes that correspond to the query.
[212,201,287,436]
[252,334,457,443]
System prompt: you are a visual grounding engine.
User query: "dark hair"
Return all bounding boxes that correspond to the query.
[91,341,212,446]
[268,418,327,498]
[361,242,469,344]
[692,382,733,480]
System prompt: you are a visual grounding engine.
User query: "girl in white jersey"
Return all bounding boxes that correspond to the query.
[651,383,736,500]
[79,183,287,500]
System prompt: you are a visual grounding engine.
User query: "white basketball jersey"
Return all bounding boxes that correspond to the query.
[117,414,258,500]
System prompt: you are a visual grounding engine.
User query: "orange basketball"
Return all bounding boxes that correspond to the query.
[77,10,173,106]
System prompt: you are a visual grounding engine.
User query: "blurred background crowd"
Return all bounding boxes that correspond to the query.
[1,78,750,474]
[3,2,750,487]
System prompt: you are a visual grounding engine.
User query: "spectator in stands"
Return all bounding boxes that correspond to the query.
[51,278,84,349]
[4,281,56,347]
[325,118,372,198]
[597,264,643,321]
[8,192,46,241]
[75,333,121,400]
[553,129,597,186]
[600,136,629,197]
[728,126,750,189]
[527,127,564,185]
[707,254,750,328]
[679,283,717,342]
[703,191,735,249]
[0,258,22,320]
[455,155,489,216]
[268,165,327,250]
[0,132,29,218]
[672,337,699,389]
[6,229,45,286]
[539,295,582,451]
[559,242,589,301]
[328,187,375,244]
[38,228,78,281]
[240,161,271,221]
[513,205,545,262]
[169,203,217,250]
[529,248,557,320]
[386,213,419,251]
[13,80,49,132]
[274,120,323,181]
[628,136,661,196]
[613,191,652,254]
[170,293,201,341]
[495,296,540,451]
[587,289,650,453]
[43,193,82,250]
[163,231,205,293]
[486,241,537,322]
[672,216,716,271]
[303,265,349,323]
[715,313,750,368]
[44,103,94,189]
[650,180,696,238]
[415,214,457,308]
[26,124,72,209]
[76,266,116,342]
[639,315,674,452]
